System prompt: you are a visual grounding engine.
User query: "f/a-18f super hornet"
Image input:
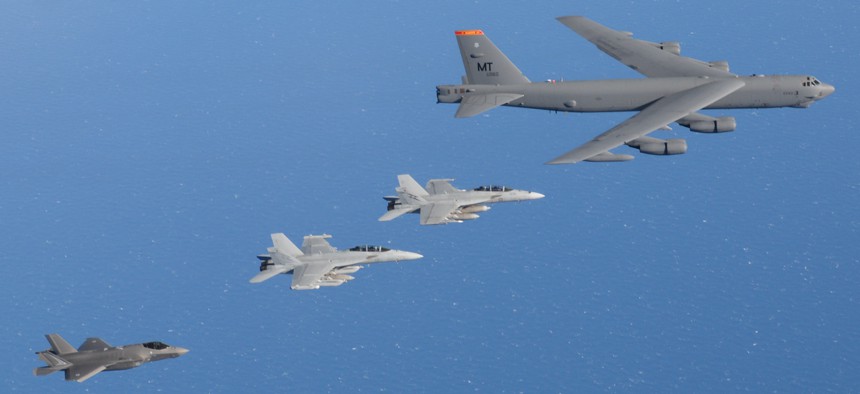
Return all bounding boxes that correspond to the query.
[34,334,188,383]
[250,232,423,289]
[379,174,544,225]
[437,16,835,164]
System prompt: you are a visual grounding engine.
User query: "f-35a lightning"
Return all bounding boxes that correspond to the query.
[251,232,423,289]
[379,174,544,225]
[437,16,835,164]
[34,334,188,383]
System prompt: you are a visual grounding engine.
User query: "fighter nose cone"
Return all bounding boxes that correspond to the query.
[530,192,546,200]
[819,83,835,98]
[402,252,423,261]
[174,347,190,356]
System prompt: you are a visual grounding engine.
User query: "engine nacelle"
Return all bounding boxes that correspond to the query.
[459,205,491,214]
[449,213,479,221]
[658,41,681,55]
[689,116,736,133]
[708,60,730,73]
[628,137,687,156]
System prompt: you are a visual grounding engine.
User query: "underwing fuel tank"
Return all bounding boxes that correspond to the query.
[318,279,346,287]
[332,266,362,275]
[327,274,355,281]
[449,213,479,221]
[459,205,491,214]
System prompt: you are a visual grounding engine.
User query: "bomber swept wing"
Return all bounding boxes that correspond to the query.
[557,16,735,78]
[547,79,745,164]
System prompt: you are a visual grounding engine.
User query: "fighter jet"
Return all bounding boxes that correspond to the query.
[437,16,835,164]
[250,232,423,289]
[379,174,545,225]
[34,334,188,383]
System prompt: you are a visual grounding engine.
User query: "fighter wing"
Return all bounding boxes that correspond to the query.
[290,262,338,290]
[301,235,336,255]
[378,207,418,222]
[546,79,745,164]
[557,16,735,78]
[77,338,111,352]
[66,364,107,383]
[455,93,524,118]
[419,201,464,225]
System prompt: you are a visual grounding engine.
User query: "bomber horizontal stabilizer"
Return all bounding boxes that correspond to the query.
[455,93,523,118]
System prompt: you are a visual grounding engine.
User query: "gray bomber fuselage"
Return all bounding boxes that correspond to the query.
[438,74,832,113]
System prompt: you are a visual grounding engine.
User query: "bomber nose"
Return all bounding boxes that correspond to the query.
[818,83,835,98]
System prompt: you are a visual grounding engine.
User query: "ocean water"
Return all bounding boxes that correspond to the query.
[1,1,857,392]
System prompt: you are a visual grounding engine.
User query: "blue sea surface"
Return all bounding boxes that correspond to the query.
[1,1,858,392]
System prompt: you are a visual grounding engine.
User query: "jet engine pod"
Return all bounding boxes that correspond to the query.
[632,138,687,155]
[689,116,736,133]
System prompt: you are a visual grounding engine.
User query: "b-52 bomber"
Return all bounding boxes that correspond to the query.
[437,16,835,164]
[379,174,544,225]
[34,334,188,383]
[250,232,423,290]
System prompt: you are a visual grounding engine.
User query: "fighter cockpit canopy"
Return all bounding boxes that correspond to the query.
[349,245,391,252]
[474,185,513,192]
[142,342,170,350]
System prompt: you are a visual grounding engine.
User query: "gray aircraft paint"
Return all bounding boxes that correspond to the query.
[437,17,834,164]
[379,174,544,225]
[250,233,422,290]
[34,334,188,383]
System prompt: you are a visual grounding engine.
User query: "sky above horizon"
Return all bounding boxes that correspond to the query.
[1,1,858,392]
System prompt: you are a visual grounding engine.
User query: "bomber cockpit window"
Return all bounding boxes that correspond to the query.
[143,342,169,350]
[804,76,822,87]
[349,245,390,252]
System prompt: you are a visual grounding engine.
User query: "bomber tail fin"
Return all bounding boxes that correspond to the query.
[455,30,529,85]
